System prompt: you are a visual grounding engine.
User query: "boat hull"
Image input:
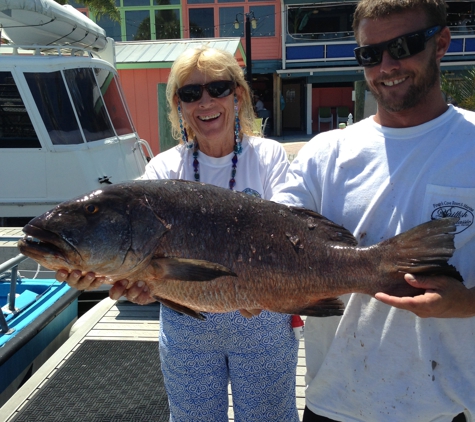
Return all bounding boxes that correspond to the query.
[0,280,80,407]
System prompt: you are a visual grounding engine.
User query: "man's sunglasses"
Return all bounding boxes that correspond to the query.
[354,25,442,67]
[177,80,236,103]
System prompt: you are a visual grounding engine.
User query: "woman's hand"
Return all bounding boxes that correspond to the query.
[56,270,104,291]
[109,280,156,305]
[56,270,155,305]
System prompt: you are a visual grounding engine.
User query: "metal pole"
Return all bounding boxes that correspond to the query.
[8,265,18,311]
[245,14,252,91]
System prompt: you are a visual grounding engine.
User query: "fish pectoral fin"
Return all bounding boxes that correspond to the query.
[153,295,206,320]
[153,257,237,281]
[294,297,345,317]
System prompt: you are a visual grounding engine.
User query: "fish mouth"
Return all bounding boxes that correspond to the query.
[18,224,75,262]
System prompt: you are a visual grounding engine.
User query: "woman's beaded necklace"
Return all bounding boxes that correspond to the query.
[190,93,242,190]
[192,141,241,190]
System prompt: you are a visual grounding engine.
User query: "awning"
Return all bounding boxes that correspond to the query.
[115,38,246,70]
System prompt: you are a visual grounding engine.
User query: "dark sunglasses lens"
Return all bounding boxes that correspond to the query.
[207,81,234,98]
[387,33,424,60]
[178,85,202,102]
[403,33,426,55]
[355,46,382,66]
[356,28,432,66]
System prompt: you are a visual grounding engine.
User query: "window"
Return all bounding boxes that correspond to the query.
[64,68,116,142]
[25,71,83,146]
[96,15,122,41]
[287,4,355,40]
[97,2,182,41]
[125,10,151,40]
[0,72,40,148]
[96,68,135,136]
[155,9,181,39]
[250,5,274,37]
[123,0,149,6]
[219,7,244,37]
[153,0,180,4]
[219,5,274,38]
[189,8,215,38]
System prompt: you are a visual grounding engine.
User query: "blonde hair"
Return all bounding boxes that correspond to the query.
[166,47,255,142]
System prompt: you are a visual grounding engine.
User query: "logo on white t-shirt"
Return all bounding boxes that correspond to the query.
[423,184,475,248]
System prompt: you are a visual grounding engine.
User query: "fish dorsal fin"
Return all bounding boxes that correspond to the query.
[151,257,237,281]
[289,207,358,246]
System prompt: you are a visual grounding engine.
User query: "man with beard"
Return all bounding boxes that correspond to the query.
[272,0,475,421]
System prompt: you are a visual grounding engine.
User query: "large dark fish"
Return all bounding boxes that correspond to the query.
[18,180,462,319]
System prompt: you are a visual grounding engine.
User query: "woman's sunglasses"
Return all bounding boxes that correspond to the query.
[354,25,442,67]
[177,80,236,103]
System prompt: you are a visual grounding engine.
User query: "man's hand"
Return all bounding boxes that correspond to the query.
[56,270,104,291]
[375,274,475,318]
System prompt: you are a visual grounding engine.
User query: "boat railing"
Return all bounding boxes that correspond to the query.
[0,253,28,334]
[135,139,154,163]
[0,43,92,57]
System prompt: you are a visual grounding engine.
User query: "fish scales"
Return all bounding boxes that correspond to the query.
[110,181,372,311]
[18,180,463,318]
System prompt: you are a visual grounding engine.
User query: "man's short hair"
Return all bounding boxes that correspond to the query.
[353,0,447,43]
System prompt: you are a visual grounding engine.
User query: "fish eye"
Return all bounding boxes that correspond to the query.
[84,204,99,214]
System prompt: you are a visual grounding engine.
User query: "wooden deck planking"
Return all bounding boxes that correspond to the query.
[87,302,307,420]
[0,299,307,421]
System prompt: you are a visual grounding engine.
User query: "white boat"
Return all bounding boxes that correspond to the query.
[0,252,80,407]
[0,0,152,225]
[0,0,107,51]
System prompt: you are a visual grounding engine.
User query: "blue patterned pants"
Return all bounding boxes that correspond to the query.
[159,305,300,422]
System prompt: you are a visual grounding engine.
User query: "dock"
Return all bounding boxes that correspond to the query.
[0,298,306,421]
[0,228,53,280]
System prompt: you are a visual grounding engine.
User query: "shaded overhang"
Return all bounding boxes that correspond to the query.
[277,60,475,79]
[115,38,246,70]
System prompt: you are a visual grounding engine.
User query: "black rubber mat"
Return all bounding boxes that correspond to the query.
[11,340,169,421]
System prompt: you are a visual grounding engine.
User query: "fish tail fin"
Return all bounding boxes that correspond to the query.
[376,217,463,297]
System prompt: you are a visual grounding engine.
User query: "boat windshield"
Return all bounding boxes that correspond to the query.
[25,71,84,145]
[0,71,41,148]
[1,66,136,149]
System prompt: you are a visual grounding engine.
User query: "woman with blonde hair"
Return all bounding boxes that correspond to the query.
[57,46,299,422]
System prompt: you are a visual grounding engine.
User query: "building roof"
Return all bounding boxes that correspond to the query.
[115,38,246,69]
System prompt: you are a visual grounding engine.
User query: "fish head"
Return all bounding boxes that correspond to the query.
[18,183,169,277]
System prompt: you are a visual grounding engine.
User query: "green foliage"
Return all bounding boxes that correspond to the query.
[441,68,475,111]
[55,0,120,22]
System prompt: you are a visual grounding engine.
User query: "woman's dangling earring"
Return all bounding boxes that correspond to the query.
[234,94,242,154]
[178,101,193,149]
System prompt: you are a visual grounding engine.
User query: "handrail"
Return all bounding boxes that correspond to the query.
[135,139,154,163]
[0,254,29,334]
[0,43,91,57]
[0,236,23,242]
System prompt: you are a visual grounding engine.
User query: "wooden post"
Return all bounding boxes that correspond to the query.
[354,80,366,123]
[273,73,282,136]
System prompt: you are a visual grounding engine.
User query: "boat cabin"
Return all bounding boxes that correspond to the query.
[0,0,152,226]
